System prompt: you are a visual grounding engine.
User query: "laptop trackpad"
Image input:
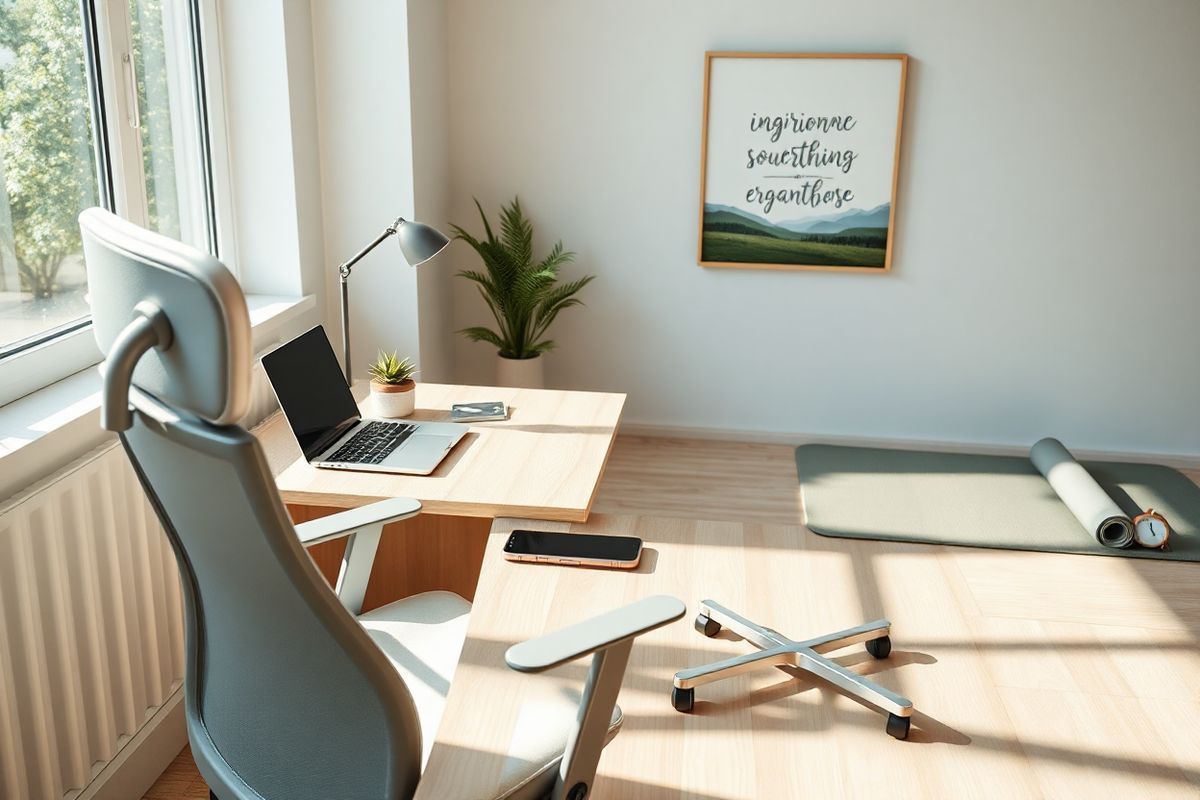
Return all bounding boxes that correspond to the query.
[383,434,456,468]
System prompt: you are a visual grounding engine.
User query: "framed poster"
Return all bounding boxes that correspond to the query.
[698,53,908,272]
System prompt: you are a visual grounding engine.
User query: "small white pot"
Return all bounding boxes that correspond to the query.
[496,354,544,389]
[371,379,416,418]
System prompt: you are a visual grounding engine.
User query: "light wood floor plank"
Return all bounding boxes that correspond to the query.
[998,688,1199,799]
[950,548,1199,633]
[594,436,803,525]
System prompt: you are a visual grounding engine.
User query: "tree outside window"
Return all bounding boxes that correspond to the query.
[0,0,179,351]
[0,0,98,321]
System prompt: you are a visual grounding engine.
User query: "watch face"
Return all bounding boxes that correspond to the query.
[1135,516,1169,547]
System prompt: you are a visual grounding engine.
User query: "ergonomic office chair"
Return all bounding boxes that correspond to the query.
[79,207,684,800]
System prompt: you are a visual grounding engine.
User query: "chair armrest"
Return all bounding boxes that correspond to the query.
[293,498,420,615]
[506,594,685,672]
[294,497,422,545]
[504,595,685,800]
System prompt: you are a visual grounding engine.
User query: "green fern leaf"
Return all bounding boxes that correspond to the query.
[452,197,595,357]
[458,326,506,349]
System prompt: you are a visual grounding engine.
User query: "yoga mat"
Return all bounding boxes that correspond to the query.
[1030,437,1134,548]
[794,444,1200,561]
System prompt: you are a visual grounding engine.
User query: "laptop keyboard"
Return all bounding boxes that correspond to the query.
[326,421,416,465]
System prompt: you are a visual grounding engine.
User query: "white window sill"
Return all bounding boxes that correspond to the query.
[0,293,314,501]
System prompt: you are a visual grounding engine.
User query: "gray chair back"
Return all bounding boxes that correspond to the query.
[79,208,423,800]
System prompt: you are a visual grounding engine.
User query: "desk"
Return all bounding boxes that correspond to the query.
[254,382,624,604]
[423,507,1200,799]
[417,515,1004,799]
[423,514,818,798]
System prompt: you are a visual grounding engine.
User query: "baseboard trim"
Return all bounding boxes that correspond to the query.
[73,687,186,800]
[619,423,1200,471]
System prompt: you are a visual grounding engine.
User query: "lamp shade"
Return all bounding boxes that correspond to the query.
[396,220,450,266]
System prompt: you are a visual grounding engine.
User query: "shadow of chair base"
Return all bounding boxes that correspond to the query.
[671,600,915,740]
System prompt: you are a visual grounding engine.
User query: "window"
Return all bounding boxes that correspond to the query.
[0,0,218,404]
[125,0,215,250]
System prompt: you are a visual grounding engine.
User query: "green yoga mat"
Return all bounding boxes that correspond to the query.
[794,444,1200,561]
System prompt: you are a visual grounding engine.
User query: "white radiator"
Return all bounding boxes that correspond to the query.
[0,443,183,800]
[0,364,278,800]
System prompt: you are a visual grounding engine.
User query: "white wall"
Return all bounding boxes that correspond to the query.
[443,0,1200,457]
[310,0,456,384]
[408,0,456,383]
[311,0,418,380]
[220,0,325,300]
[278,0,327,301]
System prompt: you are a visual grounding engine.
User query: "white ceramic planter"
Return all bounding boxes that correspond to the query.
[496,354,544,389]
[371,380,416,418]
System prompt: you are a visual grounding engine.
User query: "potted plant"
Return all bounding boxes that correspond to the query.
[452,197,595,389]
[368,351,417,418]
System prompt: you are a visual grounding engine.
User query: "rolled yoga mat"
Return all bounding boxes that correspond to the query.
[794,443,1200,561]
[1029,437,1134,548]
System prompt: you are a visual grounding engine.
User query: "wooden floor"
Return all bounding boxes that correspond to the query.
[143,746,208,800]
[145,435,1200,799]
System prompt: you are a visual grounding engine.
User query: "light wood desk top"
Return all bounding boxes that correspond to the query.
[419,513,1200,800]
[255,383,625,521]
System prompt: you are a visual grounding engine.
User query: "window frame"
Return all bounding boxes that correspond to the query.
[0,0,233,407]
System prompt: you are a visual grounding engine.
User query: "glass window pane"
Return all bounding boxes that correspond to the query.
[0,0,99,354]
[129,0,209,251]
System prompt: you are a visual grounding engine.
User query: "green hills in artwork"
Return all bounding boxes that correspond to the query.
[701,203,890,267]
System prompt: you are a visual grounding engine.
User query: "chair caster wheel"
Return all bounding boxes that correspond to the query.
[865,635,892,659]
[695,613,721,637]
[672,686,694,713]
[886,713,911,740]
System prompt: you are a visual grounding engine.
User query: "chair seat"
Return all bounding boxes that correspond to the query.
[358,590,623,800]
[357,591,472,769]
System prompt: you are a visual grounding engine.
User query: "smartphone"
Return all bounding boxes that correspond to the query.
[450,401,508,422]
[503,529,643,569]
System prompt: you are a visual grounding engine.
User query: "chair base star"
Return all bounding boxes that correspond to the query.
[671,600,915,739]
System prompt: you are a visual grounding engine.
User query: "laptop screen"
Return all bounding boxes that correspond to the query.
[261,325,361,459]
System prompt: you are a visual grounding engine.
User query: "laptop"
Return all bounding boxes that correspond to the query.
[261,325,467,475]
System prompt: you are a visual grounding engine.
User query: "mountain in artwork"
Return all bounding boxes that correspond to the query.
[776,203,891,234]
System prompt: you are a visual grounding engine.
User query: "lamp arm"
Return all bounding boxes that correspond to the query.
[336,217,407,384]
[337,217,406,281]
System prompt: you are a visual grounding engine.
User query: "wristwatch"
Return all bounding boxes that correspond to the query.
[1131,508,1171,550]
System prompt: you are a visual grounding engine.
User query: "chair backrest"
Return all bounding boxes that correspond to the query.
[79,208,423,800]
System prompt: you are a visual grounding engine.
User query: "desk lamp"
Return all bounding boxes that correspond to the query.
[336,216,450,383]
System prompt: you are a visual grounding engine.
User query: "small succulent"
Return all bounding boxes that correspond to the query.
[367,351,417,385]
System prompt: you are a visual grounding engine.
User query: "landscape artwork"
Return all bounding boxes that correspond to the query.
[698,53,908,271]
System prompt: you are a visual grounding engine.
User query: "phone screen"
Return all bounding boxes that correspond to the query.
[504,530,642,563]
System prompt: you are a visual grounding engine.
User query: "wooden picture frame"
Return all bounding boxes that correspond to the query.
[697,52,908,273]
